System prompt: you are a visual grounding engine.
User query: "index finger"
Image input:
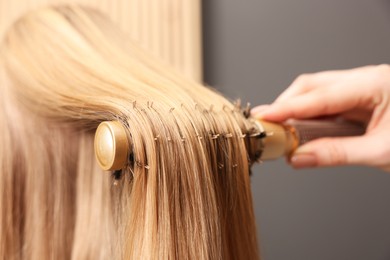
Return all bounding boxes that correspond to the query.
[275,70,349,103]
[255,84,375,122]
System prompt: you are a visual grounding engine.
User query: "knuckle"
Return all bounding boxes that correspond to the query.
[376,64,390,74]
[290,74,313,92]
[322,102,334,115]
[321,139,348,165]
[367,64,390,98]
[373,64,390,83]
[294,74,310,85]
[374,142,390,166]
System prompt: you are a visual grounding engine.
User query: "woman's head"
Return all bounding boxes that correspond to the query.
[0,5,259,259]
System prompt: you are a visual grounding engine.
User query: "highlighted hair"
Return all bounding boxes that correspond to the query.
[0,6,259,260]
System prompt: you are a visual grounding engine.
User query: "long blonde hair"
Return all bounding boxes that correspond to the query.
[0,5,259,260]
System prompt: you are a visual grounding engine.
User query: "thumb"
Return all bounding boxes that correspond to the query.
[289,136,375,168]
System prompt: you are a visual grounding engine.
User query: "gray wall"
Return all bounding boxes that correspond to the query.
[202,1,390,259]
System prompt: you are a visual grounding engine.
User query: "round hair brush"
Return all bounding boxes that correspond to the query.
[94,119,365,171]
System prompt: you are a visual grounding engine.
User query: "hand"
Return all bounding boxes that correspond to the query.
[251,65,390,171]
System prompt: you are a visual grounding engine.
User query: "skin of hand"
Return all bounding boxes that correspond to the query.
[251,65,390,172]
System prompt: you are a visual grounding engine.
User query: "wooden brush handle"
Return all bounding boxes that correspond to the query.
[258,119,366,160]
[287,119,366,146]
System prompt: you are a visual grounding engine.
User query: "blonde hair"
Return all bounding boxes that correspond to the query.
[0,5,259,260]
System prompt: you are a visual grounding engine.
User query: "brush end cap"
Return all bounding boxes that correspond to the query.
[94,121,129,171]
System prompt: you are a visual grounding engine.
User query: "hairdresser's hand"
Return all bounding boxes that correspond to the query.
[252,65,390,171]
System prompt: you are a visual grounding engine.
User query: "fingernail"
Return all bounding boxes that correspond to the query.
[251,105,270,116]
[256,106,279,120]
[290,153,317,168]
[252,105,280,119]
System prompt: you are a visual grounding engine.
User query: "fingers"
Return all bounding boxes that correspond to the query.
[253,83,374,122]
[273,74,313,103]
[289,135,379,168]
[252,71,343,115]
[251,104,270,115]
[250,65,390,171]
[255,89,351,121]
[251,67,379,121]
[275,70,347,103]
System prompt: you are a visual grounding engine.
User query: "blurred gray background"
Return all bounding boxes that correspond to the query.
[202,1,390,259]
